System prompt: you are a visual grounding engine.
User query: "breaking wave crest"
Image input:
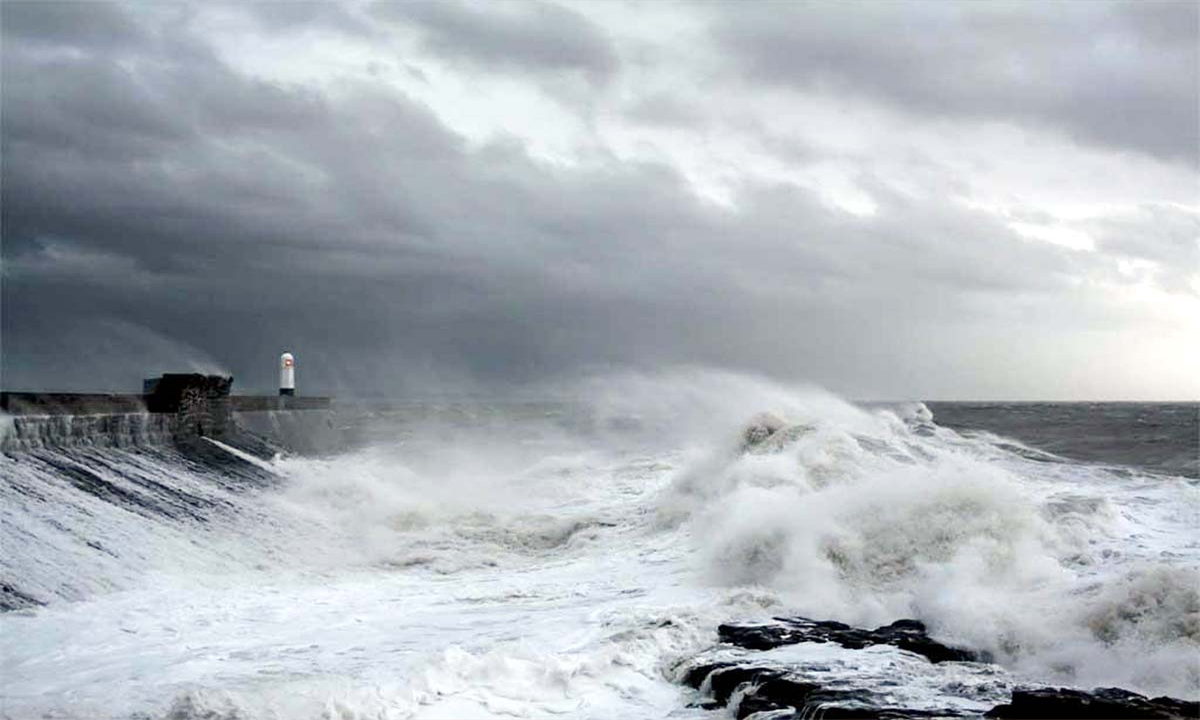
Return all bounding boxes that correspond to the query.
[655,378,1199,697]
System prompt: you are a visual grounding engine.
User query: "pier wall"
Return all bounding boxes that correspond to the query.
[1,374,332,454]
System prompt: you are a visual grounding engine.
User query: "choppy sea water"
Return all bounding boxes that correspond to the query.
[1,371,1197,719]
[925,401,1198,479]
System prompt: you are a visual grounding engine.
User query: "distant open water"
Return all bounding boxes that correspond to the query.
[926,402,1199,479]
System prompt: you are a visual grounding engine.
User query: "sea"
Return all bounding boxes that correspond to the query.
[1,370,1197,719]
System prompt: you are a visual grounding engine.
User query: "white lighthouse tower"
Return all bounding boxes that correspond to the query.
[279,352,295,396]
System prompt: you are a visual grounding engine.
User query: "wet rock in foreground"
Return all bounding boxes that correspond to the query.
[719,617,983,664]
[681,661,975,719]
[986,687,1200,720]
[683,616,1199,720]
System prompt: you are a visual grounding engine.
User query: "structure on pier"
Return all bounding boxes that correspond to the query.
[2,373,331,441]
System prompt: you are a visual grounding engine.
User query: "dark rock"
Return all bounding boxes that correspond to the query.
[797,692,975,718]
[718,617,983,664]
[709,666,786,706]
[682,617,1198,720]
[985,686,1200,720]
[680,661,733,690]
[0,582,45,612]
[681,616,990,718]
[682,659,972,719]
[734,676,820,719]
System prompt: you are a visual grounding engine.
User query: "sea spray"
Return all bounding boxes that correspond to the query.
[654,380,1199,697]
[2,369,1196,718]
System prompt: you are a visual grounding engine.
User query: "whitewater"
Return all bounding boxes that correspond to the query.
[1,370,1197,719]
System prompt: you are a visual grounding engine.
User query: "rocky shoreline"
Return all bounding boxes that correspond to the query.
[677,616,1198,719]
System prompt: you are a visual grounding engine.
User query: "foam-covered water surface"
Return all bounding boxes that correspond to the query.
[2,371,1197,718]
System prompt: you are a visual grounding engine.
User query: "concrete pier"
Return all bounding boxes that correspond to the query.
[0,393,148,415]
[1,374,332,453]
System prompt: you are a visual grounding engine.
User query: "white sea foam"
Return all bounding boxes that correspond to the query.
[655,374,1199,697]
[1,369,1196,718]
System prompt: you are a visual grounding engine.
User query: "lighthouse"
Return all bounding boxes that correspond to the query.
[279,352,295,396]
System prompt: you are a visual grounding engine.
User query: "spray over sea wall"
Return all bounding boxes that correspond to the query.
[1,370,1196,718]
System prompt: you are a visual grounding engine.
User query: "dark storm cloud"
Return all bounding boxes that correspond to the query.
[717,0,1199,164]
[0,1,687,390]
[0,0,146,49]
[372,0,617,83]
[0,2,1193,399]
[244,2,373,36]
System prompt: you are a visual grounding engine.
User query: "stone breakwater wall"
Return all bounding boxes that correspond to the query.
[1,374,331,453]
[0,412,178,452]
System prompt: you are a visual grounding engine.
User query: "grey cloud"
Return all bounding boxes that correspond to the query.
[623,93,706,128]
[244,2,373,37]
[716,0,1199,165]
[0,1,1191,400]
[1,0,147,49]
[1085,204,1200,292]
[372,0,617,83]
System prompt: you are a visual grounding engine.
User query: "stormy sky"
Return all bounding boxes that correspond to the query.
[2,1,1197,400]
